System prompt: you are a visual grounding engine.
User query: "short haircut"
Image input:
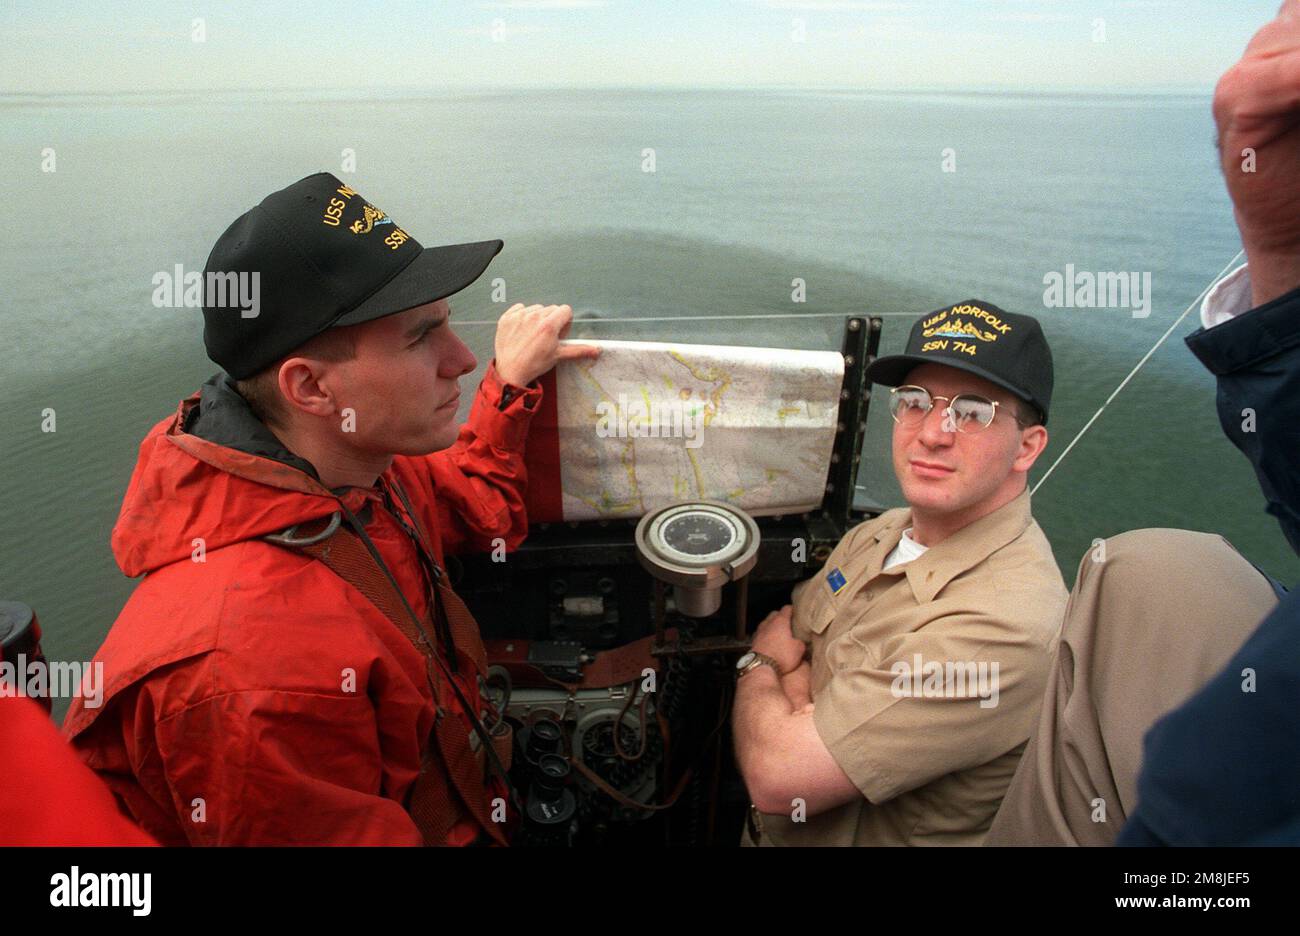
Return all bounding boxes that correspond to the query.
[1013,397,1044,429]
[233,327,357,429]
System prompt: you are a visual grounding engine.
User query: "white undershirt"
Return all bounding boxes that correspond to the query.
[883,527,928,571]
[1202,264,1253,327]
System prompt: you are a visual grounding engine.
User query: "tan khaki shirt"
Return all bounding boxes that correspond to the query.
[754,489,1066,846]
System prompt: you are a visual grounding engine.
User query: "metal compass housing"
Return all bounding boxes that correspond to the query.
[634,501,761,617]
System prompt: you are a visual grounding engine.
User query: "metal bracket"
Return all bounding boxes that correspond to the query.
[264,511,342,547]
[821,315,881,525]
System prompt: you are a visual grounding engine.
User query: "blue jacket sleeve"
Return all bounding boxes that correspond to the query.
[1184,283,1300,554]
[1117,283,1300,846]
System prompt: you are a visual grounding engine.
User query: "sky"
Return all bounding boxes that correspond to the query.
[0,0,1283,95]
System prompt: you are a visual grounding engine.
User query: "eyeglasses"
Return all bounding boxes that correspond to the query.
[888,385,1021,434]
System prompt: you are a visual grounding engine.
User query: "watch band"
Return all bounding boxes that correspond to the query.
[737,650,781,679]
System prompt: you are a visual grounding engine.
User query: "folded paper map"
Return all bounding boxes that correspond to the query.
[523,339,845,522]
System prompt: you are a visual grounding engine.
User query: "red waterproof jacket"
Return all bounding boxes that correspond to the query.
[0,688,156,845]
[62,363,539,845]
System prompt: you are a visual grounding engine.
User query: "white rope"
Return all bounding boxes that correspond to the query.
[1031,249,1246,496]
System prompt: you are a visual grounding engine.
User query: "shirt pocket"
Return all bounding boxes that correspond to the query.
[793,577,839,641]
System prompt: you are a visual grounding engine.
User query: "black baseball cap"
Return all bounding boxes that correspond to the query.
[865,299,1054,425]
[201,172,502,379]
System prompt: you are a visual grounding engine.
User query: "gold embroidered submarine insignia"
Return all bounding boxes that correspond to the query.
[349,204,389,235]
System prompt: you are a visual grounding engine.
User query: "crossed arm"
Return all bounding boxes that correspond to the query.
[731,606,861,817]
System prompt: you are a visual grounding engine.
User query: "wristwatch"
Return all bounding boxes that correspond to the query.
[736,650,781,679]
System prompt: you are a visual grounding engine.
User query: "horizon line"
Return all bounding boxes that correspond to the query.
[1,82,1215,98]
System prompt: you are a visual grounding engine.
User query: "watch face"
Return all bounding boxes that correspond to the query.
[736,651,756,671]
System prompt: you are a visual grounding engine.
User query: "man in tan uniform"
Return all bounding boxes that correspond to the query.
[733,299,1067,845]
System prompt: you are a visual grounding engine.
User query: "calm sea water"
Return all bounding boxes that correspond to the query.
[1,89,1293,718]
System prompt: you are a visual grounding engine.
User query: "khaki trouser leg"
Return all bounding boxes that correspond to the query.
[740,805,772,847]
[986,529,1279,846]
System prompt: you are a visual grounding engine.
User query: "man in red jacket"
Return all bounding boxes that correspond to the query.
[62,172,596,845]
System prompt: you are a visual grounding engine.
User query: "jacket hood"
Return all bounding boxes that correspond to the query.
[111,373,375,578]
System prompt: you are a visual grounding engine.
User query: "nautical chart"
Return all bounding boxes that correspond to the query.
[550,338,844,520]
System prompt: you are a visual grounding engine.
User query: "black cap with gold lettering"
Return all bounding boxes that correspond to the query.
[865,299,1054,425]
[201,172,502,379]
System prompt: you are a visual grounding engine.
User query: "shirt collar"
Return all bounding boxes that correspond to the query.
[870,488,1035,604]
